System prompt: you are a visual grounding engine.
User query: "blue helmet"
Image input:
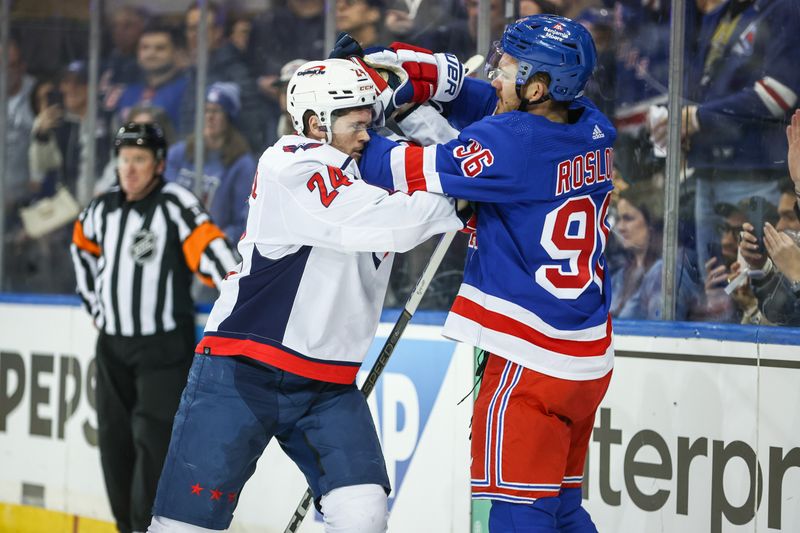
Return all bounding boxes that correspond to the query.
[497,14,597,102]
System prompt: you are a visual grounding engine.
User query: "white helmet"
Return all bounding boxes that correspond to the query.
[286,58,379,142]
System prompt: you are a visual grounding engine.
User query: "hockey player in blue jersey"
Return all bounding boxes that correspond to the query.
[354,15,616,532]
[146,58,463,532]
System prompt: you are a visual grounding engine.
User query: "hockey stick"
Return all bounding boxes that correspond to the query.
[282,230,458,533]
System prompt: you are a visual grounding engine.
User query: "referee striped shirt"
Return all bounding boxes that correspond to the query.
[70,181,238,337]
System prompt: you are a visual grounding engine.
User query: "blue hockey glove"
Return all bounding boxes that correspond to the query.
[329,32,364,59]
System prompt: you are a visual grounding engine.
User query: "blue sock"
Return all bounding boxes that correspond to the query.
[488,498,560,533]
[556,488,597,533]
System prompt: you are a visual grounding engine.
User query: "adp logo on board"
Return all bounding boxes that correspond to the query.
[312,337,455,523]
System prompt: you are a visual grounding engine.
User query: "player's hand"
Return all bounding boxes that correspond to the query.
[764,222,800,282]
[787,109,800,192]
[363,42,464,106]
[34,104,63,134]
[456,200,477,233]
[329,32,365,60]
[704,257,728,292]
[648,104,699,153]
[703,257,735,317]
[331,34,410,119]
[739,222,767,270]
[332,34,464,117]
[345,56,406,121]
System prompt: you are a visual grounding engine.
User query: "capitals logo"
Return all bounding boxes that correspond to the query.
[297,65,326,77]
[283,142,323,153]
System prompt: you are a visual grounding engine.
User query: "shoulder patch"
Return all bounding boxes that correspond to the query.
[283,142,324,153]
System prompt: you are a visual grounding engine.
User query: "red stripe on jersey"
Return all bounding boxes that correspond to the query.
[757,79,791,112]
[613,110,648,130]
[196,336,359,384]
[403,146,427,192]
[450,296,612,357]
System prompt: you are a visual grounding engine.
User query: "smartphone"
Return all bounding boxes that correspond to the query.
[706,241,724,269]
[745,196,767,254]
[46,90,63,108]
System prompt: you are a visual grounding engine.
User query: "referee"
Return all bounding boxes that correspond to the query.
[70,123,238,533]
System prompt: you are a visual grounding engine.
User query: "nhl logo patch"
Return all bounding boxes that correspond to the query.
[130,229,157,264]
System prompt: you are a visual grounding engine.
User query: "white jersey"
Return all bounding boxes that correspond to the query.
[197,135,462,384]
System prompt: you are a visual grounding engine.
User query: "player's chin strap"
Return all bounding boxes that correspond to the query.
[515,82,551,111]
[319,127,333,144]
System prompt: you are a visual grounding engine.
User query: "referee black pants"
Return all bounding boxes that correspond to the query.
[95,326,195,533]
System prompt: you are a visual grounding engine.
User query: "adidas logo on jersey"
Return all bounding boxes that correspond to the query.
[592,125,605,140]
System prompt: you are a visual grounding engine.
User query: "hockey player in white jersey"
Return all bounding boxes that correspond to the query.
[147,58,463,532]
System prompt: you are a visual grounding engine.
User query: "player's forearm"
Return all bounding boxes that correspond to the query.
[359,133,403,191]
[396,105,460,146]
[698,80,797,135]
[437,77,497,130]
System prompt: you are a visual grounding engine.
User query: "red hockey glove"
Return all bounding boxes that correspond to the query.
[363,42,465,107]
[346,56,400,120]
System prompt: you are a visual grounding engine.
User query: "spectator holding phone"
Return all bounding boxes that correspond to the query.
[652,0,800,274]
[739,177,800,325]
[28,61,111,203]
[21,62,112,294]
[28,78,63,195]
[738,110,800,325]
[703,202,747,322]
[704,200,781,323]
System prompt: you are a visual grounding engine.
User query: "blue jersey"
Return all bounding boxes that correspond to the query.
[164,141,256,243]
[115,73,189,132]
[687,0,800,171]
[360,85,616,380]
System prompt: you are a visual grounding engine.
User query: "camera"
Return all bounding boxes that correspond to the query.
[46,90,64,108]
[744,196,768,254]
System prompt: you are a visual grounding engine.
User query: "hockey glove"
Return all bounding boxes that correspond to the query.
[456,199,476,233]
[329,32,365,60]
[363,42,465,107]
[343,55,410,122]
[329,34,408,119]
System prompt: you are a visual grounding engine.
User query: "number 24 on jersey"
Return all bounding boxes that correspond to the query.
[307,166,353,207]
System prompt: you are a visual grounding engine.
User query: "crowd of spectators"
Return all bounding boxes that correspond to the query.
[1,0,799,326]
